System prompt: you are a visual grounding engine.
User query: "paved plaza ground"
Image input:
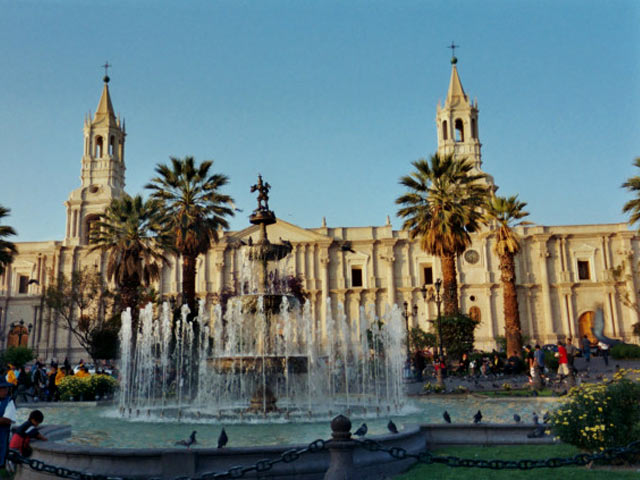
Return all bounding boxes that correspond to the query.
[405,357,640,397]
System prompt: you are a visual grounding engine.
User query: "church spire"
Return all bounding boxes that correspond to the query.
[93,76,117,124]
[435,52,496,190]
[64,71,127,246]
[445,62,469,107]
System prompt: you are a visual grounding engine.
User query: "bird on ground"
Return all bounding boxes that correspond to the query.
[443,411,451,424]
[176,431,197,447]
[532,412,539,425]
[387,420,398,434]
[473,411,482,424]
[217,428,228,448]
[513,414,521,423]
[354,423,368,437]
[527,426,546,439]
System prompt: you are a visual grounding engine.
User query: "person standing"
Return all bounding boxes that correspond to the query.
[582,335,591,363]
[0,380,17,466]
[532,344,545,389]
[598,341,610,367]
[556,340,570,380]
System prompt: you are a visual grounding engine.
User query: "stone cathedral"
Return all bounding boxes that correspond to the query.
[2,62,639,361]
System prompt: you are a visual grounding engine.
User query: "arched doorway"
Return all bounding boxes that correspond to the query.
[7,321,30,347]
[578,311,597,344]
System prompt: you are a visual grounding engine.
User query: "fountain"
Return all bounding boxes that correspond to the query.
[118,175,406,422]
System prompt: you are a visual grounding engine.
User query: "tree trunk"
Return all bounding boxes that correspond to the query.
[441,252,459,316]
[500,252,523,358]
[182,254,198,315]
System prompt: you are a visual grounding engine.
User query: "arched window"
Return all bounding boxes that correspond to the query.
[471,118,477,139]
[95,136,103,157]
[109,136,115,156]
[454,119,464,142]
[442,121,448,140]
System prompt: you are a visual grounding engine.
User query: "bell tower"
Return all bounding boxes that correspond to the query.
[64,72,126,246]
[436,54,495,189]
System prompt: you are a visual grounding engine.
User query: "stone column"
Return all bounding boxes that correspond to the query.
[382,252,396,307]
[323,415,356,480]
[537,237,555,342]
[320,253,330,343]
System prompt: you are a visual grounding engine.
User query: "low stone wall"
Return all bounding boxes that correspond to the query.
[16,423,553,480]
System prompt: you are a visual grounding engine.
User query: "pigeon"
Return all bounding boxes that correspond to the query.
[532,412,539,425]
[354,423,368,437]
[527,426,546,438]
[473,410,482,424]
[513,414,521,423]
[387,420,398,434]
[443,411,452,424]
[176,430,197,447]
[217,428,228,448]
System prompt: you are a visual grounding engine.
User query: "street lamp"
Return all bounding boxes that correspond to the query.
[422,279,444,388]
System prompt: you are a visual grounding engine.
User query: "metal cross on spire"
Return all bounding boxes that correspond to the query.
[447,41,459,58]
[102,61,111,83]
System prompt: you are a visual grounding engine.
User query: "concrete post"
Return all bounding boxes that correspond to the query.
[323,415,356,480]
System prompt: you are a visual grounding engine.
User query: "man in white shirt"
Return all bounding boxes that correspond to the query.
[0,379,17,466]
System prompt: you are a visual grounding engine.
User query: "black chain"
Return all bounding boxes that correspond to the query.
[7,437,640,479]
[354,438,640,470]
[7,439,327,480]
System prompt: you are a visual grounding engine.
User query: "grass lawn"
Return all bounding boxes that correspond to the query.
[479,388,554,397]
[394,444,640,479]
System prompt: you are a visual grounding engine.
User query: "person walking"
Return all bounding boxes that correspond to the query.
[598,341,610,367]
[582,335,591,364]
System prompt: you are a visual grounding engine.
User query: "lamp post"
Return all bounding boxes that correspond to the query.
[423,279,444,388]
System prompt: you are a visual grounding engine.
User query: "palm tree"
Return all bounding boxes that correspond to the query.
[0,206,17,276]
[145,156,234,314]
[89,194,169,319]
[622,158,640,228]
[396,153,488,315]
[483,195,531,358]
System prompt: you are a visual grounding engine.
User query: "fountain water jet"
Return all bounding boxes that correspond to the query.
[118,176,406,422]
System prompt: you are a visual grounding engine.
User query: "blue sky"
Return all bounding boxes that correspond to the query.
[1,0,639,241]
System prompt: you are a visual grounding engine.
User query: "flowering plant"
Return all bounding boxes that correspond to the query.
[551,369,640,452]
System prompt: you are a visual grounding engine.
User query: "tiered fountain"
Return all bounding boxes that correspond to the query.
[118,175,406,422]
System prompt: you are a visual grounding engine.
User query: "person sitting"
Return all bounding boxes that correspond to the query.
[74,366,91,379]
[456,353,470,376]
[491,353,504,375]
[433,357,447,378]
[9,409,47,457]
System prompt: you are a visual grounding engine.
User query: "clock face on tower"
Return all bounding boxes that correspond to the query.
[464,249,480,265]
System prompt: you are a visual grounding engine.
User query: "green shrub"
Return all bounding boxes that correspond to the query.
[90,374,118,397]
[610,343,640,359]
[58,374,118,401]
[543,350,558,372]
[423,382,445,394]
[551,369,640,451]
[439,314,479,361]
[1,347,35,368]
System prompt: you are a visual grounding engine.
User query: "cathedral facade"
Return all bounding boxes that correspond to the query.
[2,64,639,361]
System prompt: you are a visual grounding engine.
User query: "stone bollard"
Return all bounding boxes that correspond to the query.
[323,414,356,480]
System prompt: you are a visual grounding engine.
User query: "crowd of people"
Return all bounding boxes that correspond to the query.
[408,334,613,383]
[3,359,116,403]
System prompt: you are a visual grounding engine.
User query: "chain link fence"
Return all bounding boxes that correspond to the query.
[6,434,640,479]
